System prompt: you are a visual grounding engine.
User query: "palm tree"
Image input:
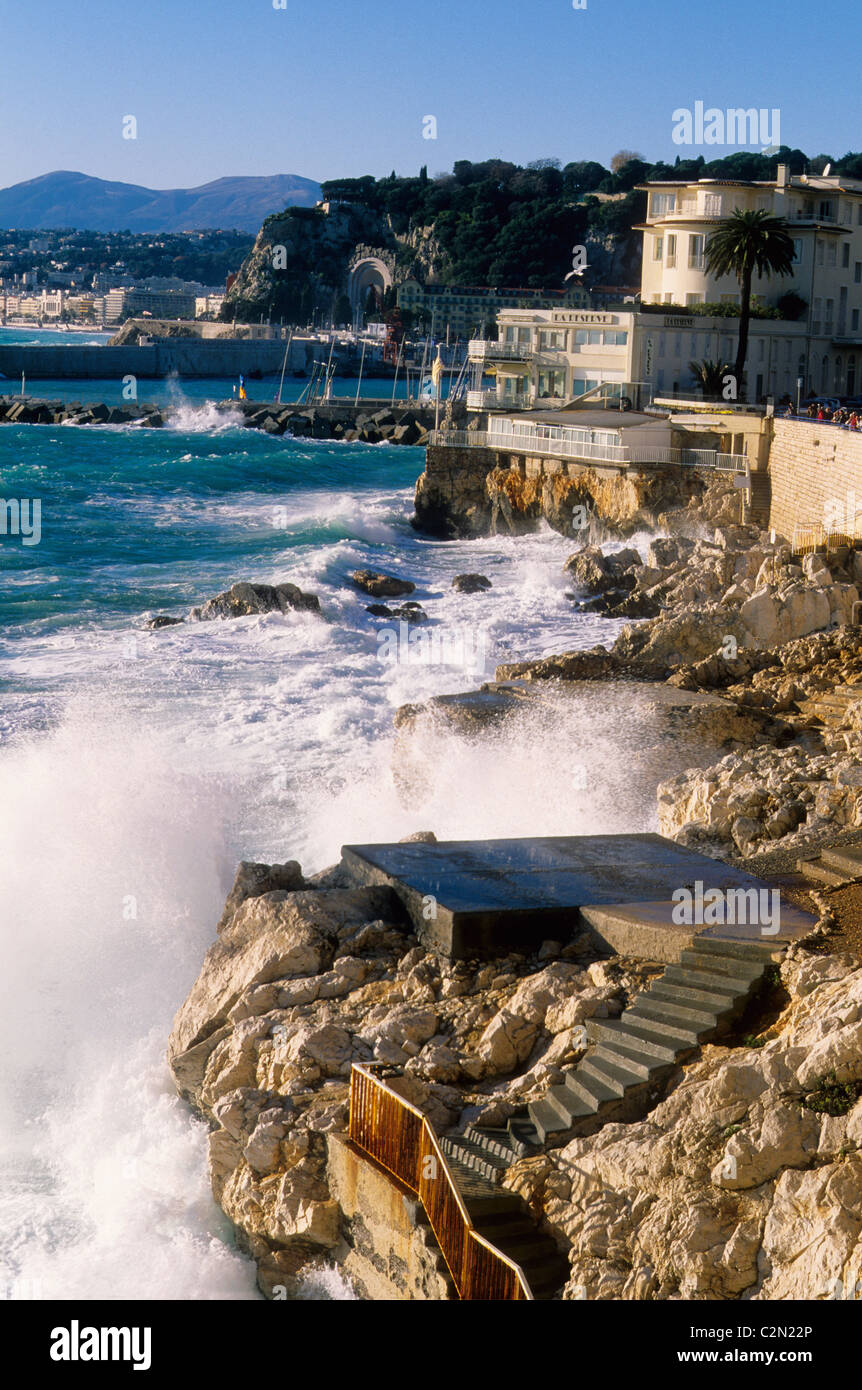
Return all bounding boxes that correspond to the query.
[704,209,796,399]
[689,358,732,401]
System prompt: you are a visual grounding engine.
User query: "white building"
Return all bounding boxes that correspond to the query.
[638,163,862,398]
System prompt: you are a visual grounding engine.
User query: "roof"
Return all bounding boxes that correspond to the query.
[511,409,663,429]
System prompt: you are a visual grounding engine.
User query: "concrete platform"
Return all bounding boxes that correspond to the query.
[581,896,815,965]
[339,834,818,960]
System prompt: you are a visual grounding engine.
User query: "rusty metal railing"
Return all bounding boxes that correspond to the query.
[349,1063,533,1301]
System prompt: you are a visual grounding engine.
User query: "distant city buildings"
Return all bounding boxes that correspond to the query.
[396,281,590,339]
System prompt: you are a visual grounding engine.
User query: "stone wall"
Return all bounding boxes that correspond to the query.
[325,1134,454,1300]
[769,419,862,542]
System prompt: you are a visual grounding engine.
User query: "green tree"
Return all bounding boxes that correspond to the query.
[689,358,732,401]
[704,210,795,396]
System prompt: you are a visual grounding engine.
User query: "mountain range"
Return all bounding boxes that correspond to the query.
[0,171,323,233]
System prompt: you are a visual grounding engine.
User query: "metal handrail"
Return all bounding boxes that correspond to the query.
[428,428,747,472]
[349,1063,533,1300]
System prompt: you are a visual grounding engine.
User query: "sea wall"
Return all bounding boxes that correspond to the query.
[325,1134,454,1300]
[414,442,710,539]
[769,418,862,542]
[0,339,291,379]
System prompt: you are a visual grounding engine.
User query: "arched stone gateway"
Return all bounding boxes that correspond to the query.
[348,255,393,321]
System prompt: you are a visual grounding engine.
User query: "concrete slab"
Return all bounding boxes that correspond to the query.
[582,897,815,965]
[339,834,816,961]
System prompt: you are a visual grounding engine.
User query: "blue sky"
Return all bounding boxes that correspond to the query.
[1,0,859,189]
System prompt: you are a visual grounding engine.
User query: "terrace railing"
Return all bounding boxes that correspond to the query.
[429,428,748,473]
[348,1063,533,1301]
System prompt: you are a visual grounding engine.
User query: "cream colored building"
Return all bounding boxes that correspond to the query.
[638,164,862,397]
[469,305,809,408]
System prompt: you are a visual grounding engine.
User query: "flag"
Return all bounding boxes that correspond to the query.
[238,374,247,400]
[431,350,443,398]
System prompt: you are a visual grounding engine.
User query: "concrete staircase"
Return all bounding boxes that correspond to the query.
[748,471,771,527]
[798,842,862,888]
[447,936,778,1166]
[436,1144,569,1299]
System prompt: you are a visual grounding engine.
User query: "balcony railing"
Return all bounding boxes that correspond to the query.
[468,339,534,361]
[466,389,534,410]
[429,426,748,473]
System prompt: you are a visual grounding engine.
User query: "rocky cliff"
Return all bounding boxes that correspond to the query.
[168,853,862,1300]
[505,947,862,1300]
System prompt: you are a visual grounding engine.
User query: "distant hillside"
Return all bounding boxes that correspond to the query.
[0,171,322,232]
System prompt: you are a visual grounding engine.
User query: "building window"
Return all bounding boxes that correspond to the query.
[819,200,835,220]
[688,234,705,269]
[792,238,803,263]
[817,241,825,266]
[854,309,860,332]
[828,242,837,267]
[650,192,676,216]
[843,244,851,268]
[537,368,566,399]
[653,236,663,261]
[666,234,676,267]
[685,293,704,305]
[703,193,723,216]
[720,293,740,304]
[826,299,834,332]
[674,333,682,357]
[813,299,822,334]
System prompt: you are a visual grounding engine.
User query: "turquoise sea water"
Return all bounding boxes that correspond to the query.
[0,403,658,1301]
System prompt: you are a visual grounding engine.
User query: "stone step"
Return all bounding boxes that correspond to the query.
[528,1096,573,1144]
[460,1188,523,1217]
[820,844,862,877]
[689,935,778,964]
[464,1125,519,1165]
[629,995,718,1034]
[663,964,748,997]
[580,1051,645,1097]
[799,858,849,887]
[561,1070,620,1113]
[543,1081,596,1124]
[587,1016,680,1063]
[440,1137,506,1185]
[650,978,745,1011]
[474,1215,539,1243]
[592,1038,671,1081]
[506,1113,542,1155]
[679,948,763,982]
[622,1004,704,1045]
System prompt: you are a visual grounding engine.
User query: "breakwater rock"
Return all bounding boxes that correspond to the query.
[0,393,445,445]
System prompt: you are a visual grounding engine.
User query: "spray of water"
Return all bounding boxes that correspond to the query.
[0,704,259,1300]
